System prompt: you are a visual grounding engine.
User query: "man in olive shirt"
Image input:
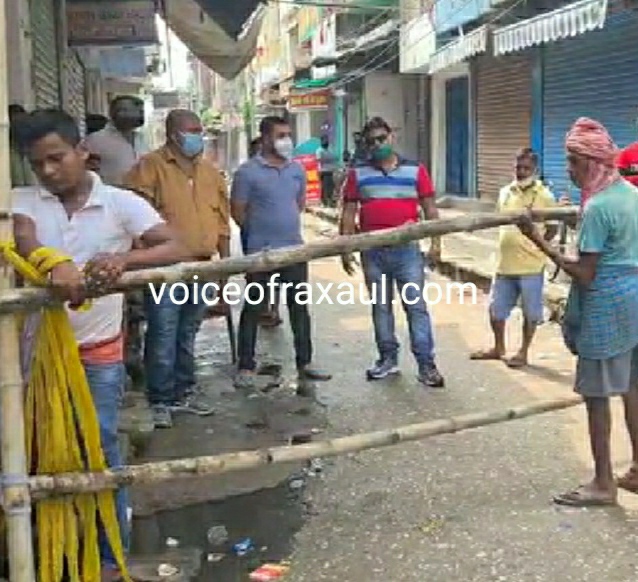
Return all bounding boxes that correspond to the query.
[125,109,230,428]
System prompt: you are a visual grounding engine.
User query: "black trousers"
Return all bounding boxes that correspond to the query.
[321,171,335,206]
[238,262,312,371]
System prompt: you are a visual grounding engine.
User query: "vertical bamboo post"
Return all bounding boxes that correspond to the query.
[0,0,36,578]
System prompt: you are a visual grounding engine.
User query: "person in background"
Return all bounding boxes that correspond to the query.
[616,132,638,188]
[9,104,35,187]
[86,96,150,395]
[13,109,188,580]
[470,148,558,368]
[248,136,262,159]
[85,113,108,136]
[340,116,444,387]
[124,109,230,429]
[85,95,148,186]
[351,131,368,166]
[317,134,338,207]
[517,117,638,507]
[231,116,331,392]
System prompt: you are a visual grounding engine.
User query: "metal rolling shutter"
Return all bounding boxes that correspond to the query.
[543,10,638,199]
[31,0,61,109]
[63,50,87,135]
[476,53,532,200]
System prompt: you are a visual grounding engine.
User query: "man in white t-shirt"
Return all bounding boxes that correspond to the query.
[12,109,189,581]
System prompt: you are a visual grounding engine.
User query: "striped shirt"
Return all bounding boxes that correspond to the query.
[342,157,434,232]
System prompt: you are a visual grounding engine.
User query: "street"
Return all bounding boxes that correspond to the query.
[129,213,638,581]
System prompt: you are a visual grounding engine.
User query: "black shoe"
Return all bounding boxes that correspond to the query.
[366,358,400,380]
[418,364,445,388]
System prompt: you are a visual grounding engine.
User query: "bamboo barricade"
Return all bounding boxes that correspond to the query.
[0,0,36,578]
[0,207,577,314]
[28,395,583,498]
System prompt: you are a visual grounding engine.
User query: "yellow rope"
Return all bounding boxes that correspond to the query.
[0,242,130,582]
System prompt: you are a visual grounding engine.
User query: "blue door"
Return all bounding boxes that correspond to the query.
[445,76,469,195]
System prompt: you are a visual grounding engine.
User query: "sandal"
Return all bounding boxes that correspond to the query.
[469,349,503,361]
[553,485,617,507]
[617,466,638,493]
[505,355,528,369]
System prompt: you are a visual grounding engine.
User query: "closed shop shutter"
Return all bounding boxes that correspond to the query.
[543,10,638,201]
[31,0,60,109]
[63,50,87,135]
[476,53,532,200]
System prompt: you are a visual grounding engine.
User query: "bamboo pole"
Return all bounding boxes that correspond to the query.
[29,394,582,498]
[0,208,577,314]
[0,0,36,577]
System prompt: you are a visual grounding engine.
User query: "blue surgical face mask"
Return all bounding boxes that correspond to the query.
[179,132,204,158]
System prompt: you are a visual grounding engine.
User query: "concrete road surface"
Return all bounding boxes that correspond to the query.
[132,213,638,581]
[285,214,638,582]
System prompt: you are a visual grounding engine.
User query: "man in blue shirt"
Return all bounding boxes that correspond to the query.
[230,116,331,391]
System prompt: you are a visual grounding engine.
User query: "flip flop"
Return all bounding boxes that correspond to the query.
[617,467,638,494]
[553,486,616,507]
[469,349,503,361]
[505,356,528,369]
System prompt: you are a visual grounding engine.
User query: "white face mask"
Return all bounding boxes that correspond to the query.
[274,137,294,159]
[515,176,536,189]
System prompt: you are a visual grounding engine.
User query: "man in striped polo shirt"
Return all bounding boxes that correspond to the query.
[339,117,444,387]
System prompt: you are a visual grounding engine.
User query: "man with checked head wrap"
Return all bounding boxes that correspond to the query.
[517,117,638,506]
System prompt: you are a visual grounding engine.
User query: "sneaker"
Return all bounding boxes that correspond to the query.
[366,358,400,380]
[298,365,332,382]
[234,370,256,391]
[418,363,445,388]
[170,396,216,417]
[151,404,173,429]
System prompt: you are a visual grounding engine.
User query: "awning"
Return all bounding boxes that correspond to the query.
[493,0,608,57]
[162,0,266,79]
[192,0,263,40]
[429,25,488,75]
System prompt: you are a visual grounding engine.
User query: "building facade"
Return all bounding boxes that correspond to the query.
[394,0,631,202]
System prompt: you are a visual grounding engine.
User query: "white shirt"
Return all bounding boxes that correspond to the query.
[85,123,149,186]
[13,173,164,345]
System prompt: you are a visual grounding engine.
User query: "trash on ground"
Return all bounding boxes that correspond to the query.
[232,537,254,556]
[157,563,180,577]
[206,525,229,546]
[306,458,323,476]
[288,478,305,491]
[165,537,179,548]
[249,562,291,581]
[207,553,225,563]
[418,516,445,536]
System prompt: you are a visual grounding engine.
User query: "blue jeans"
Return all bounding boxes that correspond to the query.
[144,284,208,405]
[361,242,435,366]
[84,361,129,568]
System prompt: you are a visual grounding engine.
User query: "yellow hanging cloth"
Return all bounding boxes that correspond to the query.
[0,242,130,582]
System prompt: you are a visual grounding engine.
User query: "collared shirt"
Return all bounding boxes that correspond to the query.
[12,172,164,346]
[342,156,434,232]
[230,155,306,254]
[123,144,230,258]
[85,123,149,186]
[496,180,556,275]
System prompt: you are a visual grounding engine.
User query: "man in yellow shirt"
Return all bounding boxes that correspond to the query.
[471,148,557,367]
